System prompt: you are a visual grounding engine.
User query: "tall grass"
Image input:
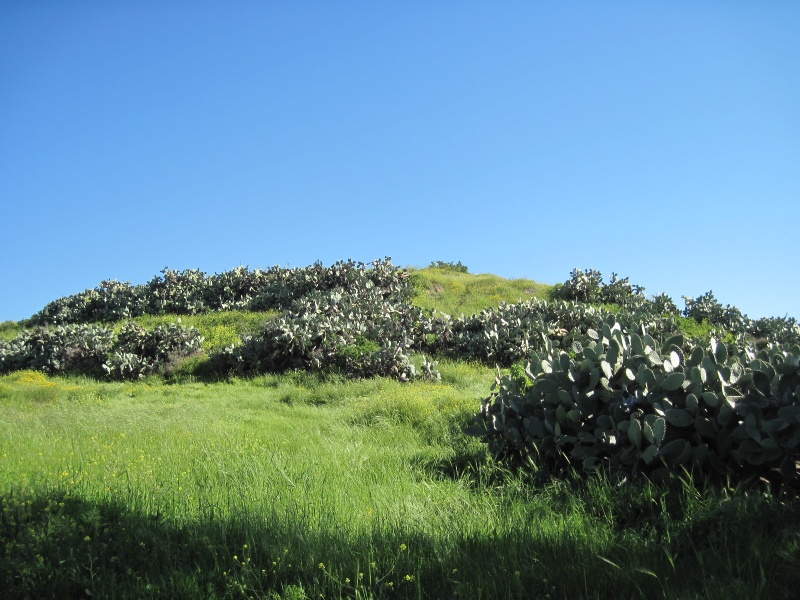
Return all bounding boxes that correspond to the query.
[2,368,799,599]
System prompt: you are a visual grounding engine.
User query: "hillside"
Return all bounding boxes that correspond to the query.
[0,264,558,357]
[2,260,800,598]
[409,266,553,316]
[1,261,797,368]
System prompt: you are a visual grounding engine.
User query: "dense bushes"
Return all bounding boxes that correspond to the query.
[439,297,685,370]
[27,259,409,326]
[0,322,203,380]
[551,269,799,346]
[444,299,602,366]
[551,268,647,308]
[682,290,800,346]
[0,324,115,376]
[211,283,439,381]
[4,260,799,487]
[6,261,799,375]
[102,322,205,380]
[474,315,800,487]
[9,262,800,386]
[465,270,799,486]
[28,280,145,325]
[10,258,437,382]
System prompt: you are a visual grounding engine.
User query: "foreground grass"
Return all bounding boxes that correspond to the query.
[2,368,799,599]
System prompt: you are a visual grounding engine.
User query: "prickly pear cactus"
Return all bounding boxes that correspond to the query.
[475,314,800,487]
[0,321,203,381]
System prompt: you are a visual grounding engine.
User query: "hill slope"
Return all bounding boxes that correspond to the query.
[410,266,552,316]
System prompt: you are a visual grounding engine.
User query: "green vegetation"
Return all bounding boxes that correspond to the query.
[0,321,204,380]
[3,369,799,599]
[0,320,22,341]
[410,266,551,316]
[113,310,278,355]
[2,260,799,598]
[479,319,800,488]
[24,259,409,327]
[427,260,470,273]
[676,316,729,344]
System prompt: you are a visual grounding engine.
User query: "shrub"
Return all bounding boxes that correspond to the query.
[0,321,203,380]
[212,284,435,381]
[145,268,208,315]
[551,268,604,303]
[682,291,748,334]
[747,316,800,347]
[26,258,413,325]
[651,293,680,316]
[203,266,269,311]
[103,321,204,380]
[428,260,469,274]
[0,324,115,376]
[600,273,646,308]
[28,281,147,326]
[551,269,649,309]
[444,298,657,367]
[473,315,800,488]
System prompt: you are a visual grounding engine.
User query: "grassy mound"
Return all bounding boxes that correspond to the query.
[410,266,552,316]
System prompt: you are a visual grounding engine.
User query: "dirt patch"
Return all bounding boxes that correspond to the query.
[431,284,445,294]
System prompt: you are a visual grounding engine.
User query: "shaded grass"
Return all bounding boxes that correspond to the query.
[2,369,799,599]
[3,468,798,599]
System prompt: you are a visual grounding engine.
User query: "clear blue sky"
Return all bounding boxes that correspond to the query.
[2,1,798,322]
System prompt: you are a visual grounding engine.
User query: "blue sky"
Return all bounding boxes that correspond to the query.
[2,1,798,322]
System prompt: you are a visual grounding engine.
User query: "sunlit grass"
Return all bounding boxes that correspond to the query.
[409,267,552,316]
[2,369,799,599]
[115,309,278,353]
[0,319,23,340]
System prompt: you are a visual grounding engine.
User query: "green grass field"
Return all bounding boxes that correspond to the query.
[2,268,799,599]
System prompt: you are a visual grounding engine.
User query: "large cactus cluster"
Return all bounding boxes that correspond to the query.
[551,268,647,308]
[7,258,437,382]
[550,269,798,346]
[475,315,800,487]
[0,321,203,380]
[4,260,799,484]
[436,298,685,369]
[27,259,409,325]
[211,281,437,381]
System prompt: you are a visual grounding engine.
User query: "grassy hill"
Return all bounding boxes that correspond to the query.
[0,265,726,349]
[0,264,717,355]
[0,266,559,366]
[409,266,553,316]
[1,264,799,599]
